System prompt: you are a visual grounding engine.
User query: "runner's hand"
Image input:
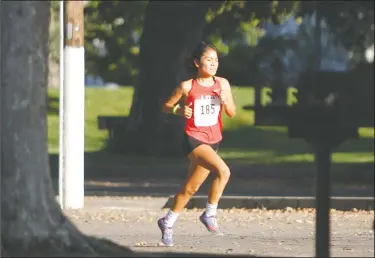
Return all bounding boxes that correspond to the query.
[180,102,193,119]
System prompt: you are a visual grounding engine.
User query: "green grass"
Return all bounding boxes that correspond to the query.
[48,86,374,164]
[48,87,134,153]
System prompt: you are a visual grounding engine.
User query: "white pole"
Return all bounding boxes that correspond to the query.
[58,0,65,208]
[61,1,85,209]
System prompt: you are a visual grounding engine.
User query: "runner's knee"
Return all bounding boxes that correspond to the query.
[217,165,230,181]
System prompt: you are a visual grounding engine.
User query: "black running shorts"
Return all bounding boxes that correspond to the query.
[183,133,219,156]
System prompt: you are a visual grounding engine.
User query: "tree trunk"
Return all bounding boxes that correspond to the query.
[0,2,134,256]
[123,2,222,157]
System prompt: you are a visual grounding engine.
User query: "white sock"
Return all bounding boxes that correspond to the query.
[164,209,179,228]
[205,202,218,217]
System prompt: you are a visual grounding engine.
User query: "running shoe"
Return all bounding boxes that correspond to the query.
[199,211,224,236]
[157,217,174,246]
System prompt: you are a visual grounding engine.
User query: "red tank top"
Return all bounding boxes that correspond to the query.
[184,78,223,144]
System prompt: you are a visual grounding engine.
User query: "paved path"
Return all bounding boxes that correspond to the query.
[64,197,374,257]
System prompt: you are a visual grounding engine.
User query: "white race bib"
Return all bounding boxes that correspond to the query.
[194,95,221,127]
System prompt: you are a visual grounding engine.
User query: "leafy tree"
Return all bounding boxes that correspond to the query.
[84,1,147,85]
[299,1,374,65]
[83,1,296,86]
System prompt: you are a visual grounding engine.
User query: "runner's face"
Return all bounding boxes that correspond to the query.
[195,48,219,77]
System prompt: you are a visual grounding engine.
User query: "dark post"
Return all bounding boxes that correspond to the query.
[314,142,332,257]
[312,3,331,257]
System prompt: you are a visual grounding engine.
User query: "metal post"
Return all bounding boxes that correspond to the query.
[60,1,85,209]
[315,143,332,257]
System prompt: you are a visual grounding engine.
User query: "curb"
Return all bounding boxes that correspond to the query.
[163,195,374,211]
[138,252,260,257]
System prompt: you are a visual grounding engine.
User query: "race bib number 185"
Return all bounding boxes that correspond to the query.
[194,95,221,127]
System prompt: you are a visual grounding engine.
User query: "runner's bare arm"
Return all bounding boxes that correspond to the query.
[219,78,236,118]
[162,80,192,115]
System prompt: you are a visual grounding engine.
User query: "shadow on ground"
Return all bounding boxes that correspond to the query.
[49,125,374,198]
[49,156,374,198]
[220,126,374,156]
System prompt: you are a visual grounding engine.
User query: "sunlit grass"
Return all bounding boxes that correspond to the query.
[48,87,133,153]
[47,86,374,164]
